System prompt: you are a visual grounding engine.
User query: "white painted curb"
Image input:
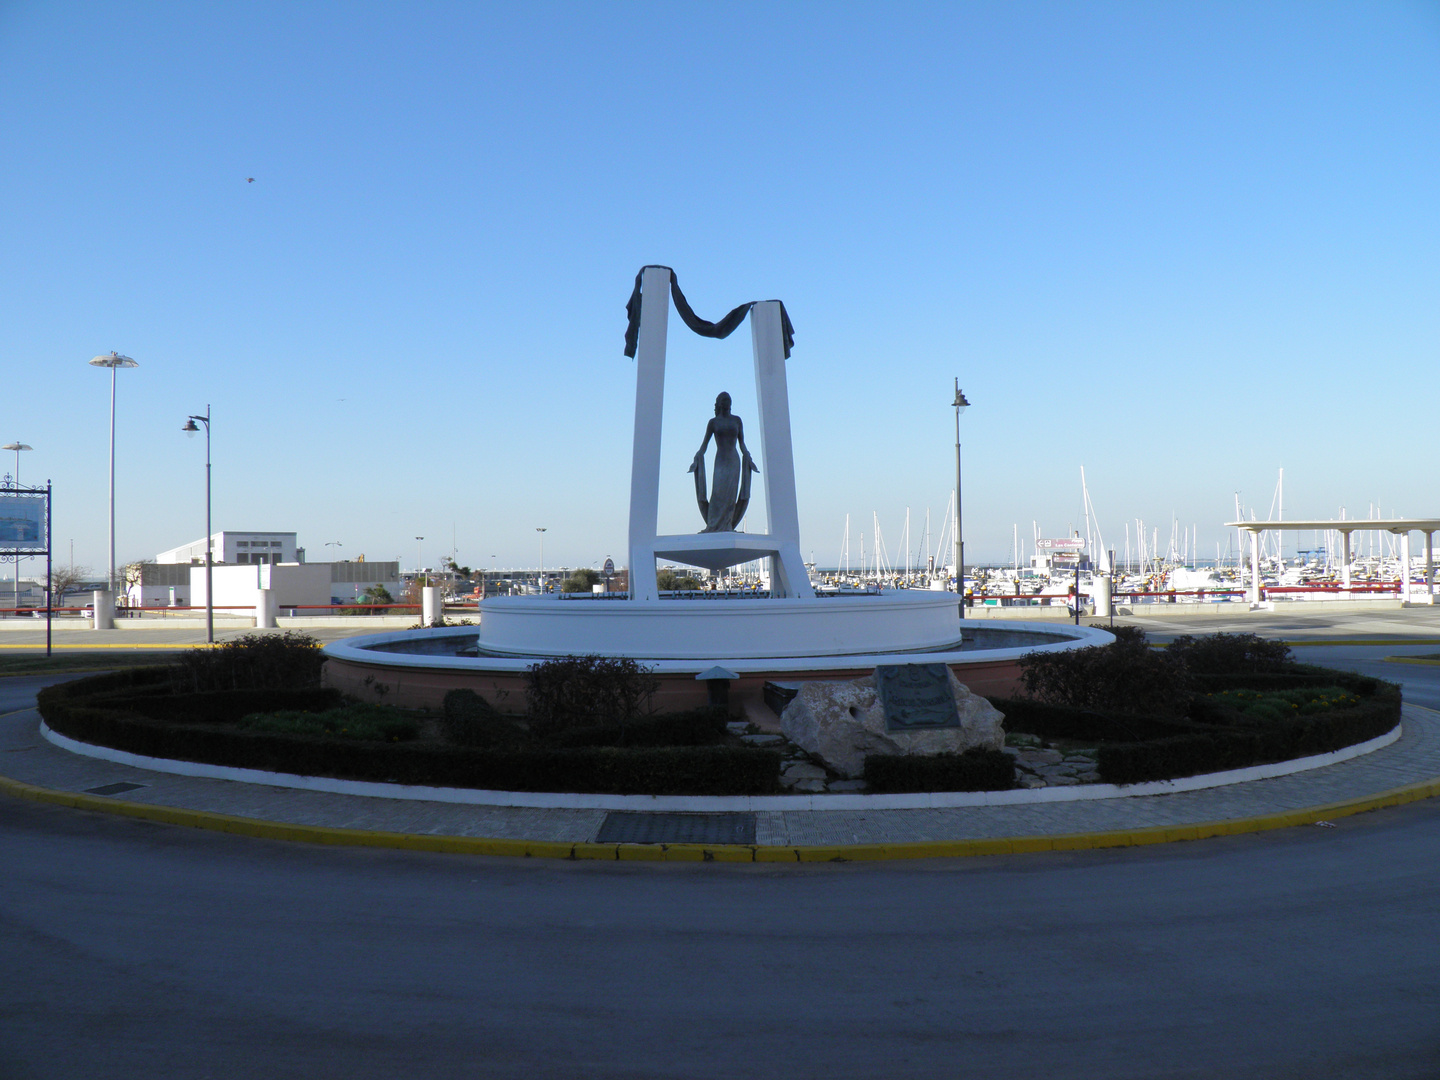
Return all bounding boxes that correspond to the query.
[38,714,1403,813]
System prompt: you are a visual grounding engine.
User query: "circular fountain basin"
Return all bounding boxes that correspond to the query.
[321,595,1112,712]
[479,591,967,660]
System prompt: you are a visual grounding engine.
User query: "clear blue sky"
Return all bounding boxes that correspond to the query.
[2,1,1437,575]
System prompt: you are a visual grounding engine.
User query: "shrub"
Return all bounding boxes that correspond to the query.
[991,697,1199,743]
[239,704,419,742]
[656,568,703,591]
[1018,626,1190,715]
[864,748,1016,793]
[441,689,527,748]
[549,706,729,748]
[526,655,659,738]
[1166,632,1292,674]
[1205,686,1361,723]
[113,688,343,725]
[560,568,601,593]
[38,690,781,794]
[1096,683,1400,785]
[171,632,325,692]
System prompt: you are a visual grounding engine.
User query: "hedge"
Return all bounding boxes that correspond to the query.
[38,679,780,796]
[990,697,1200,744]
[549,706,729,749]
[1095,684,1401,785]
[1189,667,1384,696]
[863,748,1016,793]
[992,666,1401,787]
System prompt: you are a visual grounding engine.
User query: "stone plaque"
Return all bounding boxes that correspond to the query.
[875,663,960,732]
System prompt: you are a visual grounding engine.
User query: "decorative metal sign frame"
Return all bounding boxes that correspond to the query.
[0,480,53,655]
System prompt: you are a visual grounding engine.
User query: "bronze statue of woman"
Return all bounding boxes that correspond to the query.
[689,392,759,532]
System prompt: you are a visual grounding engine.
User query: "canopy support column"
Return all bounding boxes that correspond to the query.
[1249,528,1262,605]
[1400,531,1412,602]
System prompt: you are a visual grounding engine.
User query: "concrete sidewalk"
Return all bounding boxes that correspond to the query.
[3,686,1438,860]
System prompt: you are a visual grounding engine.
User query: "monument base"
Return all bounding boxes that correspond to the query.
[477,592,961,660]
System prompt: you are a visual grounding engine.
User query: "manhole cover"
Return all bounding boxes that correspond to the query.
[84,782,146,796]
[596,812,756,845]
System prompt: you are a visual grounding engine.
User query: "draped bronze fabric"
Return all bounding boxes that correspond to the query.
[624,265,794,359]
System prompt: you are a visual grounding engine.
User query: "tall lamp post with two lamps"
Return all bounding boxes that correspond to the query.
[182,407,214,644]
[952,381,971,611]
[89,352,138,599]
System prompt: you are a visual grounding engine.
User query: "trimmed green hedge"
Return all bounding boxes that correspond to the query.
[864,748,1016,793]
[990,697,1199,743]
[1189,666,1384,696]
[991,671,1400,787]
[1096,684,1400,785]
[38,672,780,796]
[549,706,729,749]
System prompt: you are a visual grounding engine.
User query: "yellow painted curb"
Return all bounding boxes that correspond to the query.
[0,643,215,649]
[3,769,1439,863]
[1279,638,1440,647]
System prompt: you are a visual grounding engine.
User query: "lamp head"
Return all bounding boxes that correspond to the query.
[952,387,971,413]
[2,442,31,452]
[182,419,200,438]
[90,352,138,369]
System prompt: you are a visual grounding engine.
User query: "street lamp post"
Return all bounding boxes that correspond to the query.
[952,381,970,609]
[182,407,213,643]
[415,537,424,586]
[536,528,547,592]
[3,442,32,611]
[89,353,139,595]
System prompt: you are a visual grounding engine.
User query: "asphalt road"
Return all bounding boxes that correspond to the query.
[2,792,1438,1080]
[2,610,1439,1078]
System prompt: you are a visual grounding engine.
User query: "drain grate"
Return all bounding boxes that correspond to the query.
[84,782,146,797]
[596,812,756,845]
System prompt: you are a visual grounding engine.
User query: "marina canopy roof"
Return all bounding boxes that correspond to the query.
[1222,518,1439,602]
[1223,519,1440,534]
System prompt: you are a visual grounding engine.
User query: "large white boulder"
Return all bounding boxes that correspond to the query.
[779,671,1005,779]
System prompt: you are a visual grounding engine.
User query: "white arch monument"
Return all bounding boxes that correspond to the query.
[625,265,814,601]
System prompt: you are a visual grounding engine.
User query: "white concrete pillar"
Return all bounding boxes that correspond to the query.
[254,588,278,628]
[1095,573,1113,617]
[421,585,445,626]
[749,300,813,600]
[1426,532,1434,597]
[626,266,671,603]
[1249,530,1262,604]
[92,589,114,630]
[1400,531,1411,602]
[1341,531,1352,591]
[1422,532,1434,601]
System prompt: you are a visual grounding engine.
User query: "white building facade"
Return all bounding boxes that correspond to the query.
[157,531,303,566]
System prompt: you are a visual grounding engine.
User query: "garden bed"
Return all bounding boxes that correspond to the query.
[32,631,1403,797]
[35,641,783,797]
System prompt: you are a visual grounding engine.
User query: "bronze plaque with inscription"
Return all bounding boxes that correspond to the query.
[876,663,960,731]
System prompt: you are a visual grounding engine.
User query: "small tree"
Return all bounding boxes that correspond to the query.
[354,583,394,615]
[657,568,703,591]
[561,568,601,593]
[46,564,95,607]
[1019,625,1191,715]
[526,655,659,741]
[1166,633,1293,674]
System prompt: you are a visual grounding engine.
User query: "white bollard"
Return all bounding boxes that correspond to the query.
[1095,574,1113,618]
[255,588,278,629]
[421,586,445,627]
[92,590,114,630]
